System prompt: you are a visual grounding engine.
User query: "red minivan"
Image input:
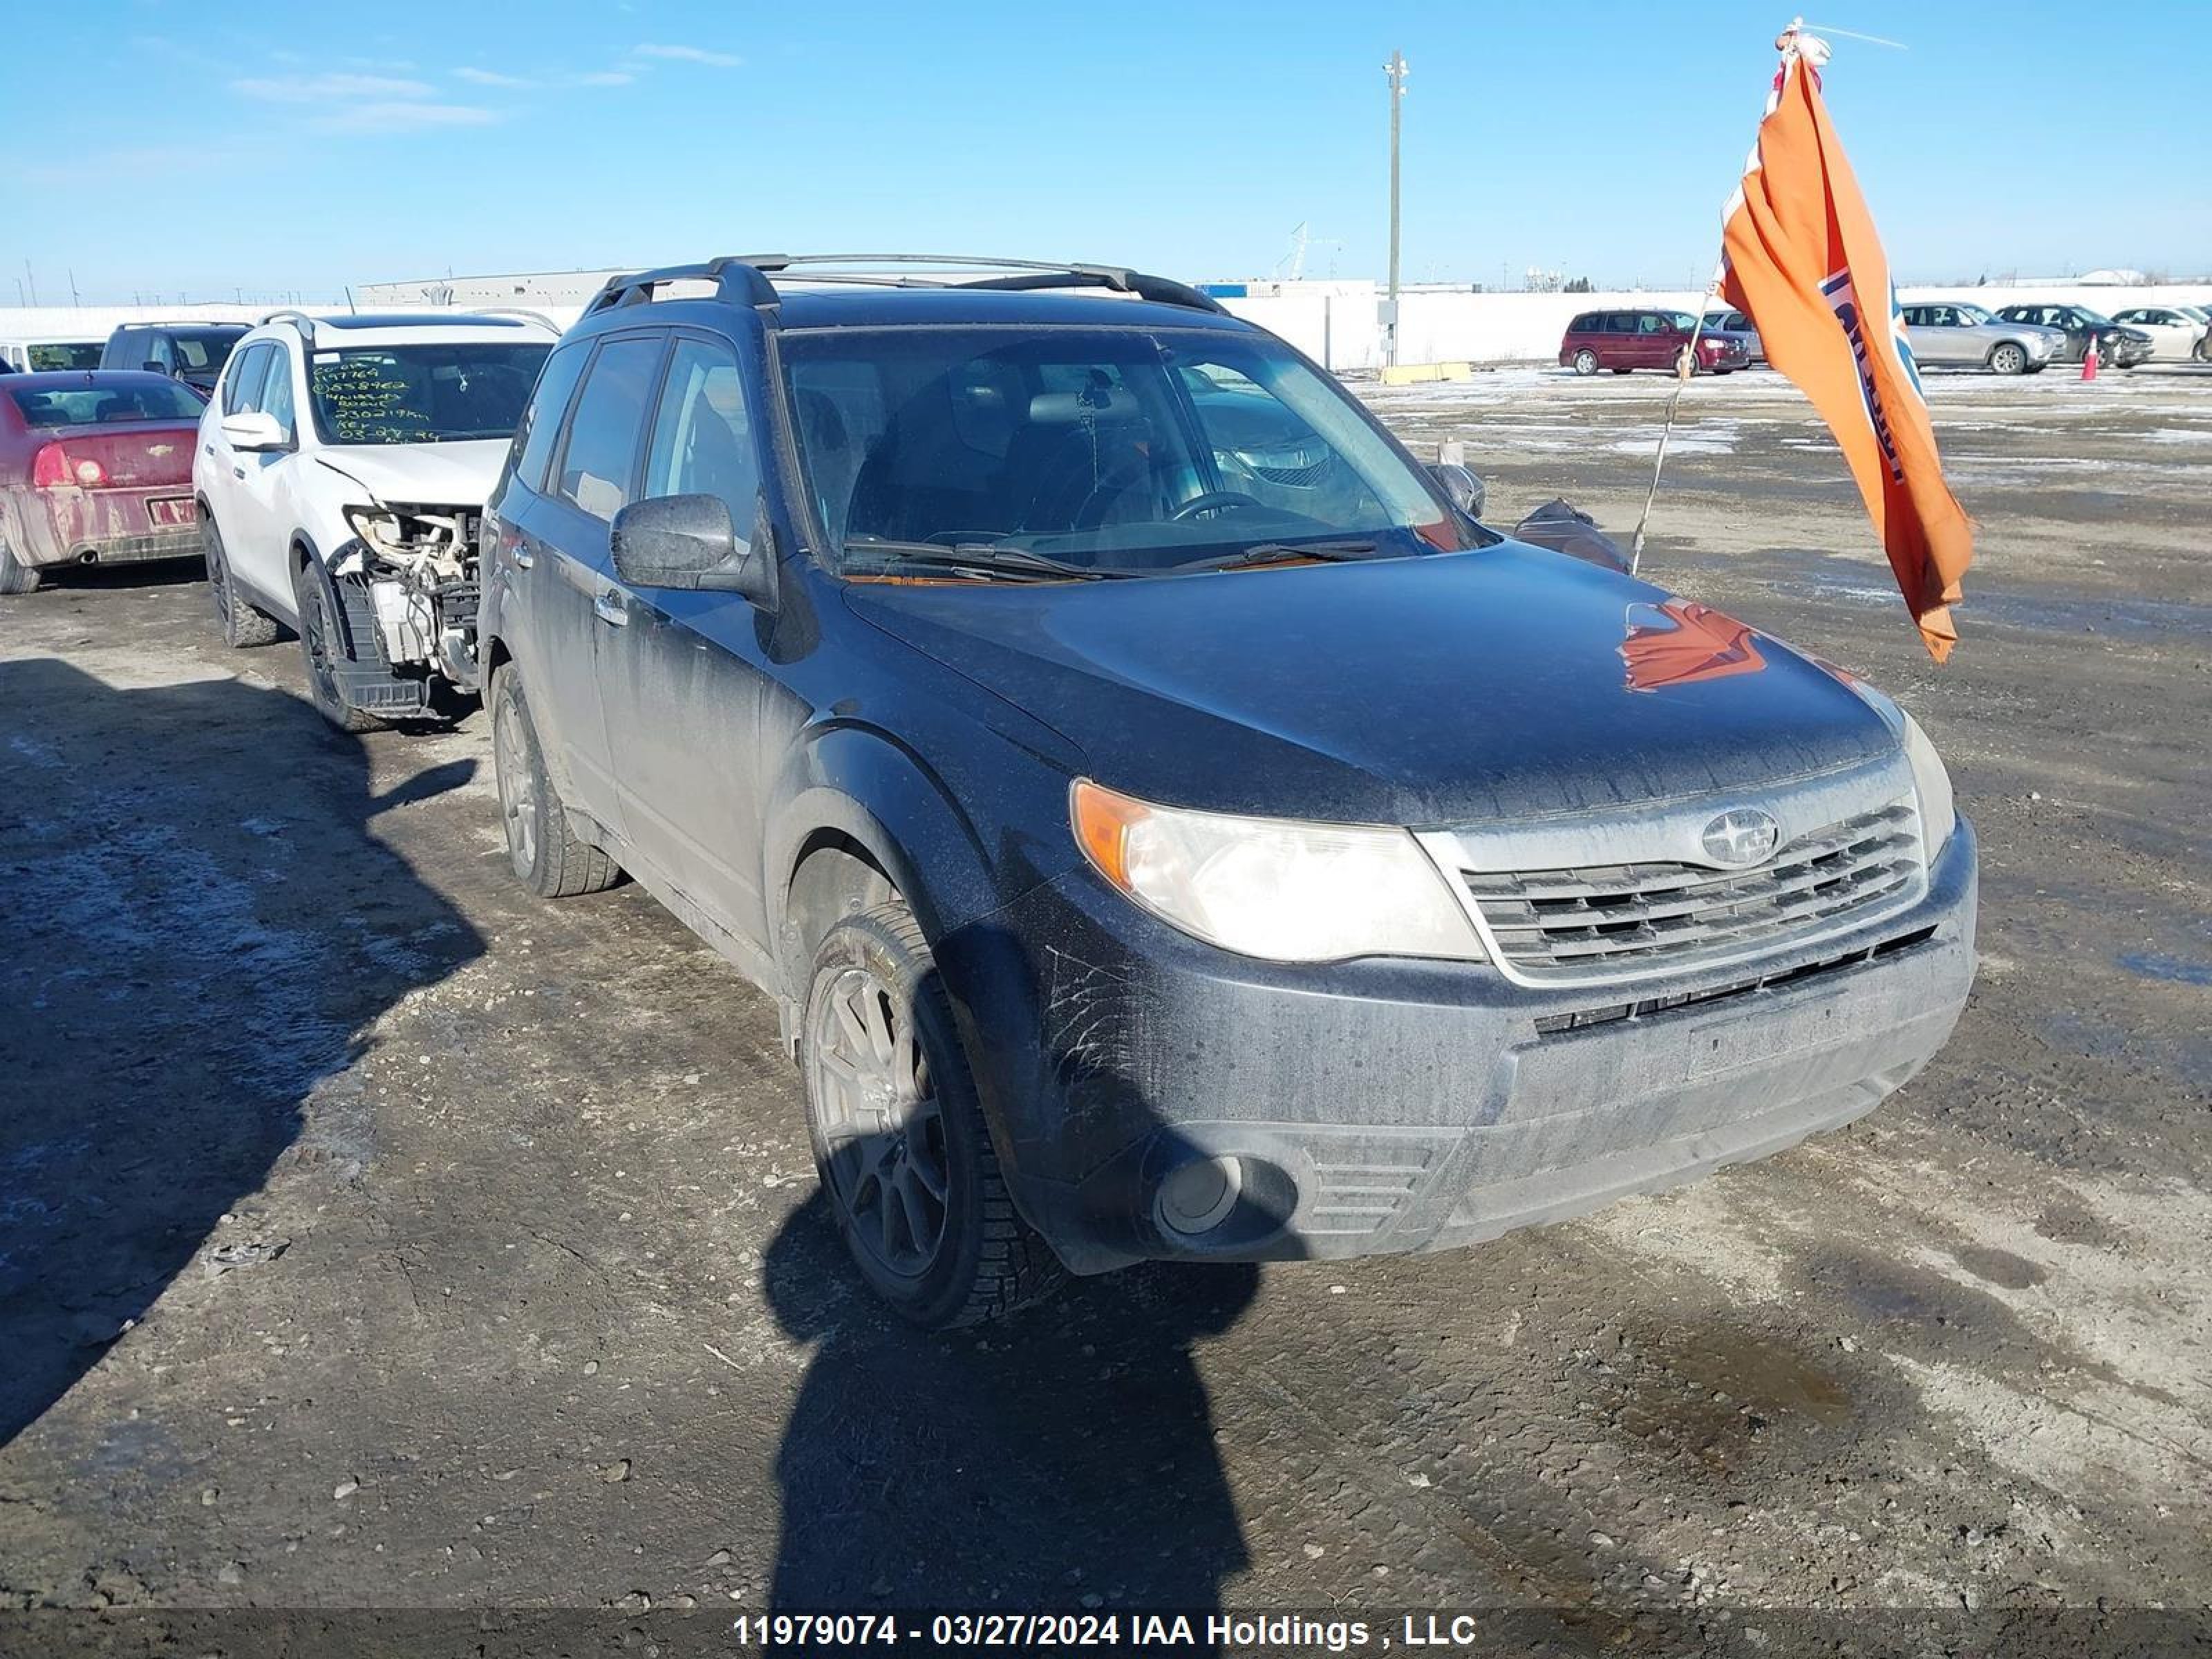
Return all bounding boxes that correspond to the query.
[1558,309,1749,376]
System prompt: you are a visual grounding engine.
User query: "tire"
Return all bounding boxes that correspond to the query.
[800,902,1062,1329]
[292,559,383,733]
[203,517,278,647]
[1571,348,1600,376]
[2195,338,2211,364]
[1988,341,2027,376]
[0,541,37,596]
[488,662,621,898]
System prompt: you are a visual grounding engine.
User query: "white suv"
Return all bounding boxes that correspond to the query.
[194,310,557,729]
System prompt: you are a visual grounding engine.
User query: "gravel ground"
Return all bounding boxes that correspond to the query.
[1,361,2206,1656]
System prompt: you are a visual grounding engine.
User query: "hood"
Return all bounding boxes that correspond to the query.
[314,439,509,508]
[843,543,1900,827]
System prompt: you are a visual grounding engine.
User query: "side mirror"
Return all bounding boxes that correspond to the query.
[1429,462,1486,523]
[221,411,289,451]
[142,360,165,374]
[611,493,769,603]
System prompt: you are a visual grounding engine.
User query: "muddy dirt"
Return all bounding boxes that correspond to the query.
[2,362,2206,1655]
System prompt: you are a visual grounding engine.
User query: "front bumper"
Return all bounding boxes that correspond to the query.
[941,819,1977,1275]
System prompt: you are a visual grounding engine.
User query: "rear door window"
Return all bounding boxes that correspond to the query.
[1604,313,1637,334]
[555,335,666,521]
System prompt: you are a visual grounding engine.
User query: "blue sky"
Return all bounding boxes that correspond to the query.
[6,0,2207,305]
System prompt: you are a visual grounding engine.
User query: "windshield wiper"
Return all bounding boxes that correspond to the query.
[843,539,1118,583]
[1174,539,1382,574]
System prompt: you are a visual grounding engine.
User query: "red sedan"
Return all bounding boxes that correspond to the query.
[0,371,208,594]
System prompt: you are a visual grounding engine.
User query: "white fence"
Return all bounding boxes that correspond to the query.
[1222,283,2212,371]
[8,282,2209,372]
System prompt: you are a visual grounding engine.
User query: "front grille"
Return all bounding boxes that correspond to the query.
[1459,801,1922,985]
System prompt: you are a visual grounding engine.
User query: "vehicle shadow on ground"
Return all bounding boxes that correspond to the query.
[0,658,483,1448]
[27,559,207,593]
[764,1190,1259,1618]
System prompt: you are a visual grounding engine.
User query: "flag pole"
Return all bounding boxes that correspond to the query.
[1629,16,1826,579]
[1627,267,1723,577]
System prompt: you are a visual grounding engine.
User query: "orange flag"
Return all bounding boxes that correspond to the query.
[1718,29,1972,661]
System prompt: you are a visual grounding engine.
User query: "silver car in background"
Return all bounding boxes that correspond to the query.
[1898,302,2062,375]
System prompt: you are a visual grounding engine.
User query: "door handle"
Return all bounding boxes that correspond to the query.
[512,546,534,570]
[594,590,629,627]
[232,467,245,480]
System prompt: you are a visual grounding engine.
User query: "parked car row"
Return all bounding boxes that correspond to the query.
[1558,299,2210,377]
[6,259,1980,1329]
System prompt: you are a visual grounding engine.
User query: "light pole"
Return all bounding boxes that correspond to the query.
[1385,49,1407,366]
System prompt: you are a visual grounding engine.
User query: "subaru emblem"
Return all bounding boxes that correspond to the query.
[1700,807,1781,868]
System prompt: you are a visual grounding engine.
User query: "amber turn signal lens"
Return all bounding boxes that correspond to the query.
[1071,779,1151,889]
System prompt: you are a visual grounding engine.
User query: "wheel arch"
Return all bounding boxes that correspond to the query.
[763,722,1065,1008]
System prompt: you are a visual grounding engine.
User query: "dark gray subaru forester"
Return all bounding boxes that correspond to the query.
[480,254,1977,1327]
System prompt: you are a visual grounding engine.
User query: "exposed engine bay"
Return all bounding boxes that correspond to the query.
[330,502,483,692]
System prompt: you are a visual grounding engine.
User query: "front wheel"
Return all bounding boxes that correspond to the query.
[292,560,382,733]
[1988,342,2028,375]
[1571,348,1600,376]
[801,903,1062,1328]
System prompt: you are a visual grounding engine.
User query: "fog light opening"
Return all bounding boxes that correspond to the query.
[1154,1154,1244,1239]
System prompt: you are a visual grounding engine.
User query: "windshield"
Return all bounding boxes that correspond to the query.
[309,342,552,445]
[9,380,207,427]
[24,342,102,371]
[780,326,1466,577]
[2067,307,2115,328]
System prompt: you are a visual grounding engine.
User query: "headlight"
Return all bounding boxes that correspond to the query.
[1839,682,1956,858]
[1901,712,1956,856]
[344,505,406,552]
[1071,780,1482,964]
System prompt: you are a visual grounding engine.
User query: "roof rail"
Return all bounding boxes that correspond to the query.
[733,254,1230,316]
[587,258,780,315]
[475,307,561,332]
[261,309,321,344]
[583,254,1228,319]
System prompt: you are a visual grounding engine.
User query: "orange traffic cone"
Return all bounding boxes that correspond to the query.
[2081,333,2099,382]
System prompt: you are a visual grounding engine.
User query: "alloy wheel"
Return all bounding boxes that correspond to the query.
[493,690,538,876]
[809,965,950,1280]
[301,582,341,706]
[207,542,232,634]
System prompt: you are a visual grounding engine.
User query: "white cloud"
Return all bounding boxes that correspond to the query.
[452,65,635,90]
[312,102,503,134]
[633,43,742,67]
[233,72,435,103]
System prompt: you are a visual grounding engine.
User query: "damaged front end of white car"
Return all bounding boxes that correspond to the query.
[329,500,485,705]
